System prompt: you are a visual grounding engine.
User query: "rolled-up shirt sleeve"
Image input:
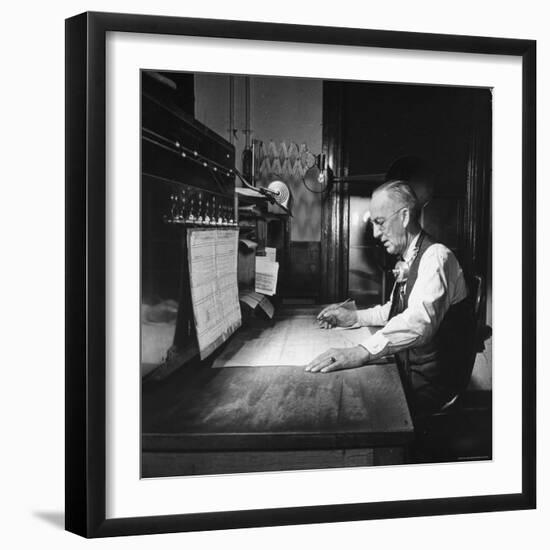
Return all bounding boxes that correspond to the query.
[356,245,468,361]
[356,300,391,327]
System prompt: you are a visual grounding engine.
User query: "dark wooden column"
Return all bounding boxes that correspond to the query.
[463,90,492,324]
[321,81,347,303]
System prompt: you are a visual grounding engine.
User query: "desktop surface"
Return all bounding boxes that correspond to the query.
[141,309,413,476]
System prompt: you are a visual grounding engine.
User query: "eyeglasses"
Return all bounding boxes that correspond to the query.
[371,207,406,231]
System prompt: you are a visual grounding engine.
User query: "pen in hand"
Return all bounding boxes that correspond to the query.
[317,297,352,323]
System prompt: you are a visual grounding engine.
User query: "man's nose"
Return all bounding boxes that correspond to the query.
[372,224,381,239]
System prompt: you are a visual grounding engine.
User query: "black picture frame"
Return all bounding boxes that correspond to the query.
[65,11,536,538]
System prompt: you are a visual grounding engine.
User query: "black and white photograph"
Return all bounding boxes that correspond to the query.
[2,0,544,546]
[59,7,537,540]
[140,70,493,477]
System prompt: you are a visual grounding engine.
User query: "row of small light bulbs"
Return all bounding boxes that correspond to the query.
[143,127,238,179]
[170,136,237,225]
[167,191,236,226]
[171,136,236,179]
[177,144,233,177]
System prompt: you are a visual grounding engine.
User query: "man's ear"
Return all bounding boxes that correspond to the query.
[401,207,411,228]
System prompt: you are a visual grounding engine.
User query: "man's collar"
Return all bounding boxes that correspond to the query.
[402,231,422,263]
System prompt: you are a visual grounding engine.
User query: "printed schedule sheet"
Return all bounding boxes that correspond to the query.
[187,228,241,359]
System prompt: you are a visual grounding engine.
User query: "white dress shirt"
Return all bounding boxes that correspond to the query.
[356,234,468,360]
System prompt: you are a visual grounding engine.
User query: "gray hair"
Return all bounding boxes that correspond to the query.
[373,179,421,223]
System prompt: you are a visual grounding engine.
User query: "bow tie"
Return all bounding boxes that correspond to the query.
[393,260,409,283]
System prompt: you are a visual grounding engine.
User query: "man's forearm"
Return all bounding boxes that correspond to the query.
[356,301,391,327]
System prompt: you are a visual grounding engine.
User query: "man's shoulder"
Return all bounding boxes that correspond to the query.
[420,242,460,268]
[425,241,452,254]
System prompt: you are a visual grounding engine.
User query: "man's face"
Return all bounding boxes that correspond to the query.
[370,191,408,256]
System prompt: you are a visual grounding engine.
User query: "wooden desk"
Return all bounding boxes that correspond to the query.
[142,312,414,477]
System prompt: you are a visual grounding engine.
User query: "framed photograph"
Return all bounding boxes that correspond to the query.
[65,11,536,537]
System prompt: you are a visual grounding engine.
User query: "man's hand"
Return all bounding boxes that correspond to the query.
[317,304,358,329]
[305,345,371,373]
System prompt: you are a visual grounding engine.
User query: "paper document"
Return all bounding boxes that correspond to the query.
[187,228,241,359]
[265,247,277,261]
[255,257,279,296]
[213,315,378,367]
[239,291,264,309]
[239,290,275,319]
[258,296,275,319]
[239,238,258,250]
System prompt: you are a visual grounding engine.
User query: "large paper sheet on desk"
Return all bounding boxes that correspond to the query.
[213,316,378,368]
[187,228,241,360]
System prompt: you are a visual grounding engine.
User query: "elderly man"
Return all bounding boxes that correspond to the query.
[306,180,475,417]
